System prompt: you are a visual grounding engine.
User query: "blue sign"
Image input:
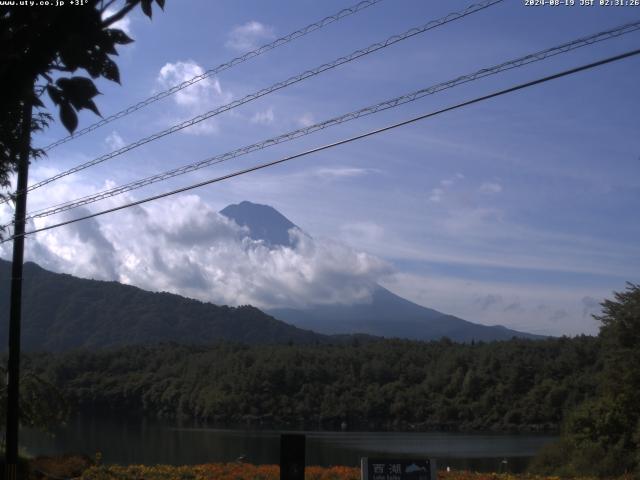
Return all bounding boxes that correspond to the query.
[361,458,436,480]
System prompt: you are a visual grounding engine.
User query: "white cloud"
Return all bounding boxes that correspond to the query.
[105,131,126,151]
[225,21,275,52]
[441,207,504,236]
[297,112,315,127]
[429,175,464,203]
[1,194,392,310]
[340,222,385,246]
[157,61,223,107]
[314,167,373,179]
[42,208,119,281]
[103,7,132,35]
[156,61,232,135]
[479,182,503,194]
[250,108,275,125]
[429,187,444,203]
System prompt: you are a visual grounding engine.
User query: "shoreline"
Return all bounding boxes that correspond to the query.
[24,457,635,480]
[68,408,563,435]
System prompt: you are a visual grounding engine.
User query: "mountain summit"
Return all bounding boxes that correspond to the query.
[220,201,301,247]
[220,201,544,342]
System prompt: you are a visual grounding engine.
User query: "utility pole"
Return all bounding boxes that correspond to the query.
[4,88,33,480]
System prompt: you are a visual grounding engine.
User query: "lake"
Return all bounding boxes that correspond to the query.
[22,415,556,473]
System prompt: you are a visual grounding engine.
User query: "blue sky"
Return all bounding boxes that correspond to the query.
[2,0,639,336]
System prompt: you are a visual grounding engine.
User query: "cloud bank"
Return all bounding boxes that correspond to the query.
[225,21,275,52]
[1,195,391,310]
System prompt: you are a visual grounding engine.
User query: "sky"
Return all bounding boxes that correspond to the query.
[1,0,639,336]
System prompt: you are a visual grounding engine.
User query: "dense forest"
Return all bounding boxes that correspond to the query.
[3,274,637,477]
[23,336,600,433]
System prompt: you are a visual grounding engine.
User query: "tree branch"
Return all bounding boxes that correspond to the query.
[100,0,119,14]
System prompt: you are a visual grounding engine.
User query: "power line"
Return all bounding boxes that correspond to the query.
[15,0,503,199]
[19,20,640,222]
[5,47,638,243]
[40,0,385,152]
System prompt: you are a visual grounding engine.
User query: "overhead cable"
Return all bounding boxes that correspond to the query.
[17,0,503,199]
[4,47,638,243]
[21,20,640,222]
[41,0,386,151]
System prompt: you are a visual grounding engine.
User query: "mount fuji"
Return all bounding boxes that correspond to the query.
[221,201,543,342]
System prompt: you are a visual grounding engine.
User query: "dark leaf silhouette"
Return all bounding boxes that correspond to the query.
[101,57,121,84]
[59,102,78,134]
[55,77,102,117]
[47,86,63,105]
[83,99,101,117]
[57,77,100,105]
[107,28,134,46]
[141,0,153,18]
[0,0,165,160]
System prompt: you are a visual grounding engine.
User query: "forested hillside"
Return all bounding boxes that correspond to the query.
[0,260,329,350]
[24,336,600,432]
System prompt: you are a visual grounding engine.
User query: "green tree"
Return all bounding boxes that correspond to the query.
[0,2,166,470]
[531,283,640,477]
[0,0,165,209]
[585,283,640,475]
[0,364,68,439]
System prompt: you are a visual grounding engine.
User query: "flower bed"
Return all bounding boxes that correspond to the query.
[28,458,634,480]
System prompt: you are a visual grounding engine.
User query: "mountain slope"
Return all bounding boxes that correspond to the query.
[0,259,328,351]
[269,285,542,341]
[221,201,545,342]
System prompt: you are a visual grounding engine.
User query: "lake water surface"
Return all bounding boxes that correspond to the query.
[22,415,556,473]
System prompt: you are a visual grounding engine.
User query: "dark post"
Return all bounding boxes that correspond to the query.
[280,434,305,480]
[4,90,33,480]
